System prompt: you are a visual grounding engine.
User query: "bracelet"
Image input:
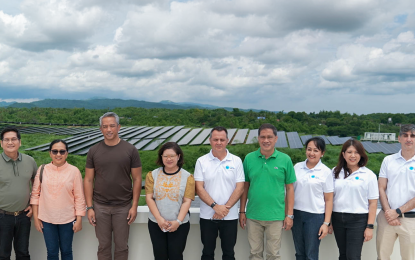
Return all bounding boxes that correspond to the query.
[366,224,374,229]
[210,202,217,208]
[239,212,246,214]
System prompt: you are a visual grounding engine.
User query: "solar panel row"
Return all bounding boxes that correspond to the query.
[300,135,312,145]
[245,129,258,144]
[231,129,248,144]
[275,131,288,148]
[287,132,303,149]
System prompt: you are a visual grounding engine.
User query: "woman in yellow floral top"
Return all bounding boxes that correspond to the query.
[145,142,195,260]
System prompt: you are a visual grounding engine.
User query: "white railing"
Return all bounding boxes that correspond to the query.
[13,208,401,260]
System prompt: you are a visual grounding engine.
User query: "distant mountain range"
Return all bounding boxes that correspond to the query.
[0,101,15,107]
[6,98,269,112]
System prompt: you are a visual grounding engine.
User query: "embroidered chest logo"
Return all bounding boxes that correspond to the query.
[409,166,414,171]
[155,172,182,202]
[310,175,320,180]
[225,165,235,170]
[354,176,364,181]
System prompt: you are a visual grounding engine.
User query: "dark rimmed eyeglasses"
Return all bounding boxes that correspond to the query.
[51,149,67,155]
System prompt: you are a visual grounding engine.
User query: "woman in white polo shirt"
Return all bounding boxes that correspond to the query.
[331,139,378,260]
[292,137,333,260]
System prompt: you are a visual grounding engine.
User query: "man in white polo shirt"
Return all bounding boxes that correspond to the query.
[377,124,415,260]
[195,126,245,260]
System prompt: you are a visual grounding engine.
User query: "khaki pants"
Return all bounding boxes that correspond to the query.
[247,218,283,260]
[376,210,415,260]
[94,202,131,260]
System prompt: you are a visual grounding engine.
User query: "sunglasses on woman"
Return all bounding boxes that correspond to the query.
[51,149,67,155]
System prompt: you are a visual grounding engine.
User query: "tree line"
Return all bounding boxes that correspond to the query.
[1,107,414,137]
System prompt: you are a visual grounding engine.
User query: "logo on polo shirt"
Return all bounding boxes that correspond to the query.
[225,165,235,170]
[274,167,278,169]
[354,176,364,181]
[310,175,320,180]
[410,166,414,171]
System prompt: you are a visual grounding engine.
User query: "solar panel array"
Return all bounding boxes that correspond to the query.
[17,124,401,155]
[300,135,312,144]
[275,131,288,148]
[245,129,258,144]
[190,128,212,145]
[178,128,202,145]
[318,135,330,144]
[231,129,248,144]
[287,132,303,149]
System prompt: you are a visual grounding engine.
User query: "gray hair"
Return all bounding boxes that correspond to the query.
[99,112,120,126]
[399,124,415,136]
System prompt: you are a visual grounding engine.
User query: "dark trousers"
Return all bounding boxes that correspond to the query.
[42,221,74,260]
[332,212,368,260]
[292,209,325,260]
[199,218,238,260]
[148,220,190,260]
[0,212,31,260]
[94,202,131,260]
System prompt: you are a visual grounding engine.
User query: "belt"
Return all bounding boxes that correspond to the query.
[400,212,415,218]
[0,209,25,216]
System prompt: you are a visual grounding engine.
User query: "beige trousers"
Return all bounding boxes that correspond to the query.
[376,210,415,260]
[247,218,283,260]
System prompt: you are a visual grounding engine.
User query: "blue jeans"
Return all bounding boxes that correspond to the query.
[331,212,367,260]
[291,209,325,260]
[42,221,74,260]
[0,211,31,260]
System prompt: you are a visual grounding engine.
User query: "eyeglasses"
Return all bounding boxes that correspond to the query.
[2,138,19,143]
[51,149,67,155]
[162,155,177,159]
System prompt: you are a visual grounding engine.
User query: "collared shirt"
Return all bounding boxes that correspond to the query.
[194,149,245,220]
[293,160,333,214]
[30,162,86,224]
[333,166,379,214]
[0,152,37,212]
[379,150,415,212]
[243,148,296,221]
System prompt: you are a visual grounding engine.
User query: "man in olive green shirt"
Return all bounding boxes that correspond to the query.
[0,126,37,260]
[240,123,296,260]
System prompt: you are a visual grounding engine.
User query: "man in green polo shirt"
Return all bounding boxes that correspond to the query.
[0,126,37,260]
[240,123,296,260]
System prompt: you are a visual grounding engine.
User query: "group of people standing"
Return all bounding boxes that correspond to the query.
[0,111,414,260]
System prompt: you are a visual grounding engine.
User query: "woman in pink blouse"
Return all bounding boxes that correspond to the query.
[31,139,86,260]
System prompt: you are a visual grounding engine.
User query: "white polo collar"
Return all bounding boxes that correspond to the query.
[208,149,231,162]
[395,150,415,162]
[301,159,323,171]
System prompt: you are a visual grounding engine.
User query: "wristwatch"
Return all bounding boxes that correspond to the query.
[176,219,183,225]
[323,222,331,227]
[86,206,94,211]
[286,214,294,220]
[396,208,402,217]
[366,224,374,229]
[210,202,217,208]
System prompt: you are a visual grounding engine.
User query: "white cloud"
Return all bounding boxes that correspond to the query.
[0,0,415,113]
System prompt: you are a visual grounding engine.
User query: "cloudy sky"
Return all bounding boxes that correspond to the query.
[0,0,414,114]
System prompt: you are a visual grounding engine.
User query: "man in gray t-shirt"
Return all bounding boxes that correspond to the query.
[0,126,37,260]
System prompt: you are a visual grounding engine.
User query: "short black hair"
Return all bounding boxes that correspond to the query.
[1,126,21,141]
[210,126,228,139]
[156,142,184,168]
[305,137,326,152]
[258,123,277,136]
[49,139,69,152]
